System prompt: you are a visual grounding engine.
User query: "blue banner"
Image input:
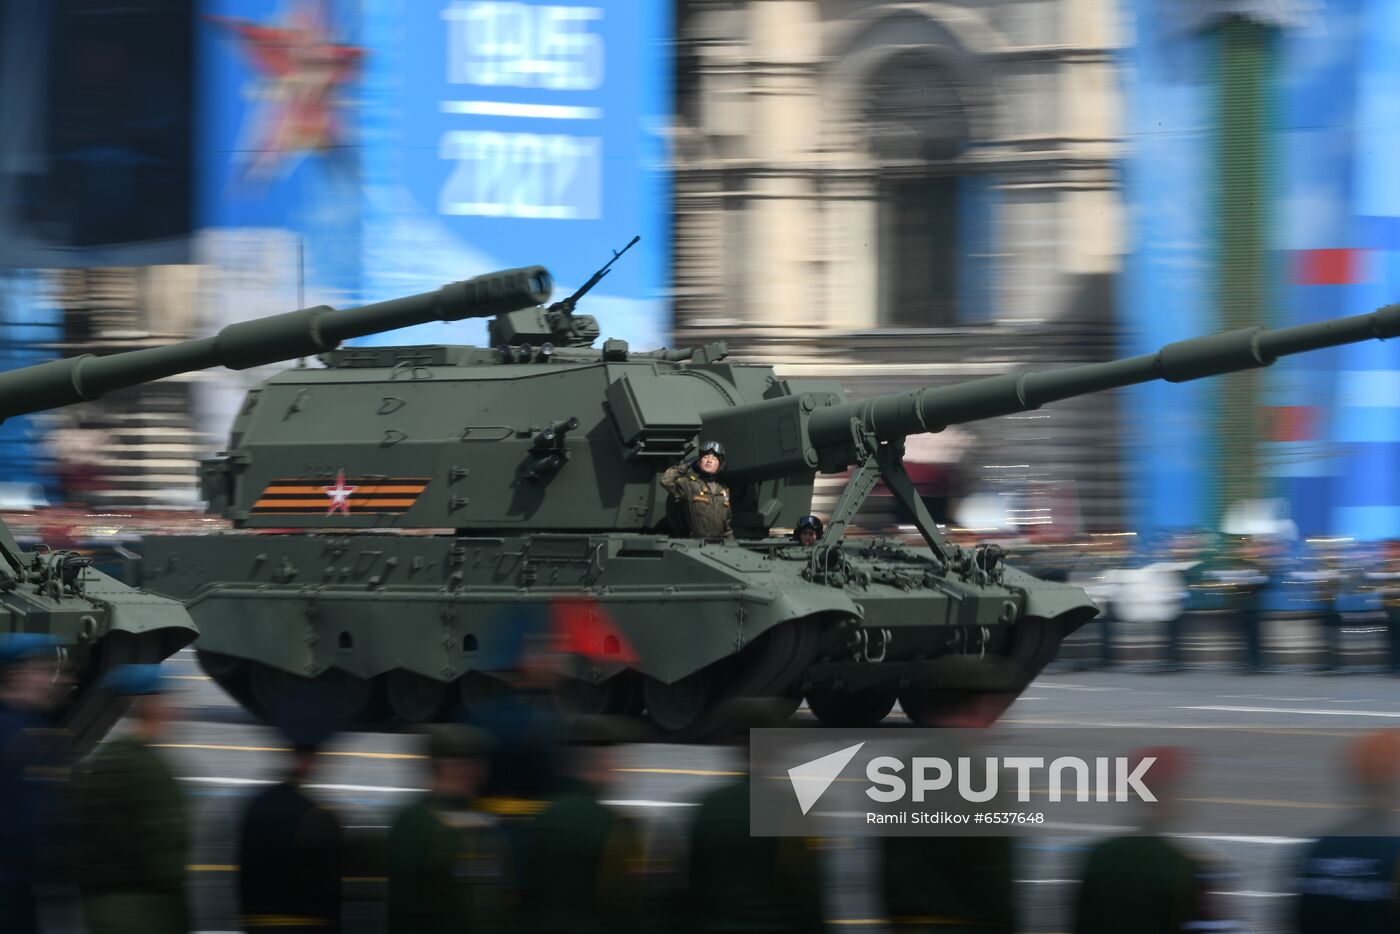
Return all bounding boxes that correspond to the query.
[197,0,671,346]
[358,0,671,348]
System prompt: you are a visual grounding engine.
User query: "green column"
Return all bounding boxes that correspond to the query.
[1215,17,1277,523]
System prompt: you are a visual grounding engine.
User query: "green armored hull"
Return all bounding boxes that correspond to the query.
[144,531,1092,735]
[134,262,1400,736]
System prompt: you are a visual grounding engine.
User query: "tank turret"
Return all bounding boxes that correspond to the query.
[0,265,549,757]
[142,261,1400,738]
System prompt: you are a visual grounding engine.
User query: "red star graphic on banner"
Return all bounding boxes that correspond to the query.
[208,0,364,181]
[322,469,357,515]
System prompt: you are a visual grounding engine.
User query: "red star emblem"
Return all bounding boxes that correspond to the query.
[322,469,357,516]
[208,0,365,182]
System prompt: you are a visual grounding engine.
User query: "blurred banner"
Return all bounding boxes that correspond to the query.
[197,0,672,348]
[1124,0,1400,542]
[0,0,194,267]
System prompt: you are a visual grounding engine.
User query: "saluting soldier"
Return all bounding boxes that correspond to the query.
[386,724,514,934]
[660,440,732,539]
[76,664,190,934]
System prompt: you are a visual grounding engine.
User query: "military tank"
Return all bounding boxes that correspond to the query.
[0,265,550,756]
[137,256,1400,738]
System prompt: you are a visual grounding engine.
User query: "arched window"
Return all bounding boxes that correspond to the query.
[865,52,969,328]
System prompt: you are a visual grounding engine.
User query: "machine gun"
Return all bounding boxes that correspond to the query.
[547,235,639,318]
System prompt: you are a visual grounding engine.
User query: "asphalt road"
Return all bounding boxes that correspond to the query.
[42,651,1400,933]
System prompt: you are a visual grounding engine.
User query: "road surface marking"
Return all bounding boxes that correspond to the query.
[158,742,424,760]
[613,767,743,777]
[1180,705,1400,719]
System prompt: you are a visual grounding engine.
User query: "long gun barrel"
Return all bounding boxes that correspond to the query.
[707,303,1400,484]
[0,266,551,421]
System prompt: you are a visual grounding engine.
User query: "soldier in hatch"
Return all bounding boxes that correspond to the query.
[661,440,732,539]
[793,515,824,546]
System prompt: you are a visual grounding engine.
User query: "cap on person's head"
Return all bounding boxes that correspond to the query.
[0,633,60,667]
[1348,730,1400,786]
[98,663,168,696]
[422,723,492,762]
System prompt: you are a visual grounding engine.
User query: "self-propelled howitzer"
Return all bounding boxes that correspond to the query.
[142,299,1400,738]
[0,266,550,757]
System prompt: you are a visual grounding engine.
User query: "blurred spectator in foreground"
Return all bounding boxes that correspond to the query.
[1292,730,1400,933]
[386,724,513,934]
[522,716,650,933]
[881,835,1015,934]
[237,742,343,933]
[0,634,65,933]
[683,699,825,934]
[1074,747,1241,934]
[879,724,1015,933]
[76,664,189,934]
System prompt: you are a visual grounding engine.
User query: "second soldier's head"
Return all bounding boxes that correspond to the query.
[794,515,823,547]
[697,440,725,478]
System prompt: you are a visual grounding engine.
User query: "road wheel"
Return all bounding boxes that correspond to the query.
[556,672,641,717]
[806,685,897,727]
[249,664,377,727]
[897,688,1015,728]
[386,670,448,723]
[642,670,709,733]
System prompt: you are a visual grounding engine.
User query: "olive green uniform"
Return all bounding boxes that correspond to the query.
[660,465,732,539]
[1074,834,1236,934]
[386,794,514,934]
[76,736,190,934]
[522,788,648,933]
[880,836,1015,934]
[684,779,825,933]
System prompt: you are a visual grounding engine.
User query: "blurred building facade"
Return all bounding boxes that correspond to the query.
[672,0,1128,531]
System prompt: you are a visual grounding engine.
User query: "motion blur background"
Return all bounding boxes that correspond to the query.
[0,0,1393,552]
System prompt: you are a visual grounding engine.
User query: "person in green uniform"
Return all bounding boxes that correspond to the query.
[1073,747,1239,934]
[682,699,825,934]
[879,836,1016,934]
[660,440,732,539]
[76,664,190,934]
[386,724,514,934]
[522,716,650,933]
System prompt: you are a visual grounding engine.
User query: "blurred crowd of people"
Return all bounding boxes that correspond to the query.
[4,632,1400,933]
[1014,531,1400,674]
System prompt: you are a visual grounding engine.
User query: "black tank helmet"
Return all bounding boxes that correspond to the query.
[698,439,725,460]
[793,515,824,541]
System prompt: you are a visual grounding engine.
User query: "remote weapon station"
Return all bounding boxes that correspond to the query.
[140,245,1400,737]
[0,265,548,756]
